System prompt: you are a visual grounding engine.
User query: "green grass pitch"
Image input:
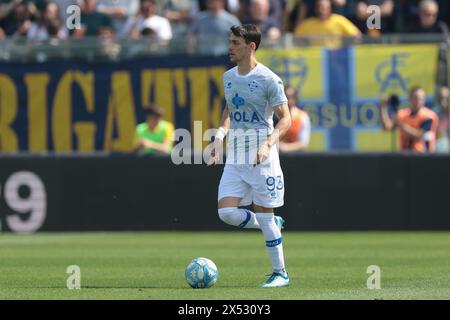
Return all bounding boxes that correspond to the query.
[0,231,449,300]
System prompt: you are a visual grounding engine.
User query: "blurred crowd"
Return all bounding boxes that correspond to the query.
[1,0,450,43]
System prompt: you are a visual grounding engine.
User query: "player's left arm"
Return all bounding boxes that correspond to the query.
[255,103,291,165]
[270,103,292,145]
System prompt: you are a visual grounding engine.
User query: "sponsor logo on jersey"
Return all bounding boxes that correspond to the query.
[232,93,245,109]
[229,111,261,123]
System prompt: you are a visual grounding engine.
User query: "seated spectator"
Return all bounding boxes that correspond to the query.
[72,0,113,37]
[27,1,67,41]
[295,0,360,47]
[279,85,311,153]
[96,0,139,34]
[409,0,448,35]
[433,86,449,152]
[380,86,439,153]
[135,104,175,155]
[121,0,172,42]
[189,0,241,54]
[241,0,281,41]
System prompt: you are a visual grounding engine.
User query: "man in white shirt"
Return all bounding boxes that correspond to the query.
[121,0,172,41]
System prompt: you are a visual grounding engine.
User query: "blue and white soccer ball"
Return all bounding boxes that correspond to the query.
[185,257,218,288]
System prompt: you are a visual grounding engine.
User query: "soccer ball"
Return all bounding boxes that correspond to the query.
[185,257,218,288]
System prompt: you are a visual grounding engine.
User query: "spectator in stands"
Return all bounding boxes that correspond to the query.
[190,0,241,36]
[135,104,175,154]
[433,86,449,152]
[241,0,281,41]
[7,0,45,22]
[27,1,67,40]
[72,0,113,37]
[0,1,32,37]
[121,0,172,42]
[189,0,240,54]
[238,0,282,25]
[0,0,15,38]
[284,0,351,32]
[163,0,198,36]
[355,0,395,36]
[98,24,120,59]
[279,85,311,153]
[96,0,139,34]
[380,86,439,153]
[0,0,21,26]
[409,0,448,35]
[294,0,360,47]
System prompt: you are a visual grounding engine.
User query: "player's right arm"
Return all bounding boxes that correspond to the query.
[207,105,230,166]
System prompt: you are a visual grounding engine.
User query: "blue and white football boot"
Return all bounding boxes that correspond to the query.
[260,272,290,288]
[274,216,285,231]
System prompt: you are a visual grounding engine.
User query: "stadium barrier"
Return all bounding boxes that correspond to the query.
[0,153,449,233]
[0,41,445,153]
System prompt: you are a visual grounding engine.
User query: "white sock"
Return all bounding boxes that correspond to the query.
[255,213,286,274]
[218,207,260,229]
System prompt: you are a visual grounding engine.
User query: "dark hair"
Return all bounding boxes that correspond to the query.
[409,86,425,96]
[141,27,156,36]
[144,104,164,118]
[230,24,262,50]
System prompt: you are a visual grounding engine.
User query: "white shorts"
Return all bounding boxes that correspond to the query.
[218,147,284,208]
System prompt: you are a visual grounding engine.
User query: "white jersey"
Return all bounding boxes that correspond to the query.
[223,63,287,164]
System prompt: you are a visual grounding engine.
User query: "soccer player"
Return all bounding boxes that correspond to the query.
[208,24,292,287]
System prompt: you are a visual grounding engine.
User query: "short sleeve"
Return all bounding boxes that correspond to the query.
[267,77,288,108]
[159,18,173,40]
[165,122,175,143]
[336,15,360,36]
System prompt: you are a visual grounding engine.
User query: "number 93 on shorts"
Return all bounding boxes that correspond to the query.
[218,155,285,208]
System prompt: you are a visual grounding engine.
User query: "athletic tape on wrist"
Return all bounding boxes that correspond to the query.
[215,127,226,140]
